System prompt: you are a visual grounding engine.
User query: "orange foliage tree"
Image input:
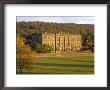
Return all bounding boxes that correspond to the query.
[16,35,37,73]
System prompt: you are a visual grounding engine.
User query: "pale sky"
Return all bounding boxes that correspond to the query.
[17,16,94,24]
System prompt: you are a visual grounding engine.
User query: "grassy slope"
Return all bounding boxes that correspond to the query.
[17,56,94,74]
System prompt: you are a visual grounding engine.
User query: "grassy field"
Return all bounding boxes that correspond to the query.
[17,56,94,74]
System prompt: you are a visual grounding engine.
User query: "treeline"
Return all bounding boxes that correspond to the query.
[17,21,94,36]
[16,21,94,52]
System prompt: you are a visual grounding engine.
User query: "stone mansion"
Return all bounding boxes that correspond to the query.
[33,32,82,53]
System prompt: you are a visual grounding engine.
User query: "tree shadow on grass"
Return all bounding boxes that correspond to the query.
[36,63,94,68]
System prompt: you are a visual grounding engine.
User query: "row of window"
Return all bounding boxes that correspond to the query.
[43,40,81,44]
[45,42,81,47]
[43,36,81,40]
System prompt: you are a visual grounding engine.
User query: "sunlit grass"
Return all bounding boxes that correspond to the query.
[17,56,94,74]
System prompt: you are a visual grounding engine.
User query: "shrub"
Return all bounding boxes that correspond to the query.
[41,44,53,53]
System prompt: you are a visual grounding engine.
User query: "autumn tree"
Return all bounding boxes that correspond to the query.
[16,35,37,73]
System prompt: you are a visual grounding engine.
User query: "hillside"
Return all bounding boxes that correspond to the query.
[16,21,94,52]
[16,21,94,37]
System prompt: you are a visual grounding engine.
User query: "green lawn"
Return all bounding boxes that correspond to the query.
[17,56,94,74]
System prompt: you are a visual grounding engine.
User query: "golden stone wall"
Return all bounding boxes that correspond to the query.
[42,32,82,52]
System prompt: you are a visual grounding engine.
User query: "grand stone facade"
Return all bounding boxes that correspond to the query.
[42,32,82,52]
